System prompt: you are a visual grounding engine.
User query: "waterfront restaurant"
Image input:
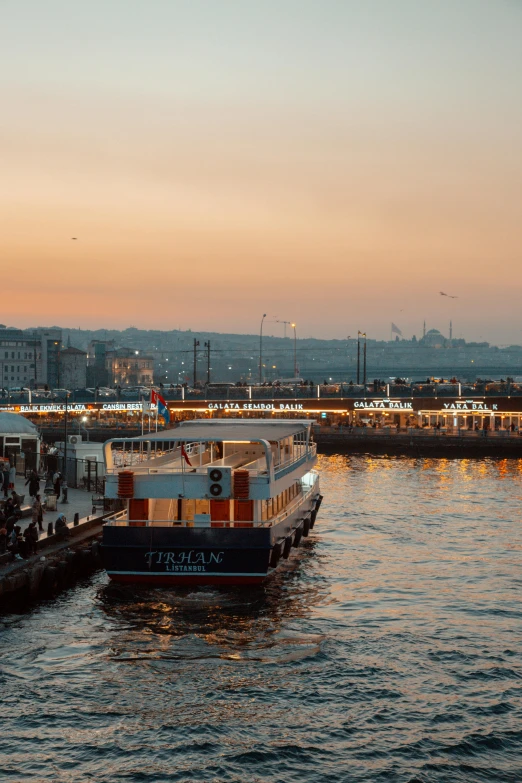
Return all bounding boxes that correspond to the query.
[4,389,522,433]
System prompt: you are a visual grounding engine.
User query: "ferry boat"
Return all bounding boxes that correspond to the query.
[101,419,322,585]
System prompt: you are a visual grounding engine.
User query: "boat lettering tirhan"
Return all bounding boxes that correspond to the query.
[101,419,322,585]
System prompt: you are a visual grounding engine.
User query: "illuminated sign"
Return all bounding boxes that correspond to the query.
[207,402,304,411]
[102,402,146,412]
[20,403,88,413]
[442,401,498,411]
[354,399,413,410]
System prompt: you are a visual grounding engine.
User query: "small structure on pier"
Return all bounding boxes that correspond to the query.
[0,412,41,471]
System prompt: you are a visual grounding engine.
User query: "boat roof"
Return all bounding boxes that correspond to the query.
[129,419,311,443]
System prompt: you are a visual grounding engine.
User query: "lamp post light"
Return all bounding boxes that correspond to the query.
[193,339,200,387]
[291,323,297,378]
[357,331,366,385]
[357,332,361,384]
[259,314,267,384]
[363,333,367,387]
[62,391,70,503]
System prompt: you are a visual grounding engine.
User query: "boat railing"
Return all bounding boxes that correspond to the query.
[260,480,316,528]
[106,442,316,476]
[103,472,318,529]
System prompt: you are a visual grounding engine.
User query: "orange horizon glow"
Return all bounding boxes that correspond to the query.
[2,0,522,343]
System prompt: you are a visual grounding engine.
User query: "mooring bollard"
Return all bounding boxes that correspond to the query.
[74,512,79,526]
[47,522,54,537]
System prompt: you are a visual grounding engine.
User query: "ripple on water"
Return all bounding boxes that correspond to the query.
[1,455,522,783]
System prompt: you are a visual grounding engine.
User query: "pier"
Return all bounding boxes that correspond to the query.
[314,426,522,457]
[0,480,116,605]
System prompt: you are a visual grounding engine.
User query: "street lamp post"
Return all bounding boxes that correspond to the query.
[204,341,211,384]
[357,332,361,384]
[62,391,69,503]
[193,338,200,387]
[259,314,267,384]
[357,331,366,385]
[291,323,297,378]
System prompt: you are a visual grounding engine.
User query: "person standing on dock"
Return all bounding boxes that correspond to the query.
[53,470,62,501]
[8,462,16,490]
[2,464,9,498]
[25,470,40,498]
[32,494,44,532]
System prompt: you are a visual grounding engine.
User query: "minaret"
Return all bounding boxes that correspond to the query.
[449,320,452,340]
[423,320,426,338]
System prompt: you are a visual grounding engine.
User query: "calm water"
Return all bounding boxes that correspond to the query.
[1,455,522,783]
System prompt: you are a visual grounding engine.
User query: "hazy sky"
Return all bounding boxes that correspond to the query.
[1,0,521,343]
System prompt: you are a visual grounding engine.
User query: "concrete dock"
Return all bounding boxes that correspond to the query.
[0,477,113,605]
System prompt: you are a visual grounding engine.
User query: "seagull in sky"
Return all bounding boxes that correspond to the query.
[439,291,458,298]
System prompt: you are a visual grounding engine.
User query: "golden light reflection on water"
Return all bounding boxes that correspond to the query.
[3,453,522,782]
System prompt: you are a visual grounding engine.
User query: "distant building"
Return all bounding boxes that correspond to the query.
[59,347,87,389]
[107,349,154,386]
[86,340,114,387]
[420,329,447,349]
[0,325,62,388]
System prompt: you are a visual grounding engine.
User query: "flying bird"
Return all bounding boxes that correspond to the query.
[439,291,458,298]
[71,237,78,240]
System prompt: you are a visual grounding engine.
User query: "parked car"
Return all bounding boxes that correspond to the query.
[121,386,150,398]
[85,387,117,398]
[52,388,72,400]
[32,389,52,399]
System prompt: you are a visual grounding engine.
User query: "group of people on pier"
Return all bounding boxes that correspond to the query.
[0,468,70,561]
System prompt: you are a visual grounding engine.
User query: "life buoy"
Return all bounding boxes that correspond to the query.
[282,535,293,559]
[269,541,283,569]
[303,516,311,537]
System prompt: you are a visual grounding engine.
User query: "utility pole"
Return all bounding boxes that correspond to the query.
[63,391,69,501]
[193,339,199,387]
[205,341,210,384]
[357,332,361,384]
[363,335,367,387]
[291,323,297,378]
[259,314,267,384]
[358,331,366,385]
[33,336,38,388]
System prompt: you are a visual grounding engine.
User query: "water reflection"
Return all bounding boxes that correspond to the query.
[97,538,330,663]
[2,454,522,783]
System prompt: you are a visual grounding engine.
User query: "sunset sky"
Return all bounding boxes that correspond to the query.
[2,0,521,343]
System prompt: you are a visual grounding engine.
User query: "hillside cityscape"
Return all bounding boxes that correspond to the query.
[2,322,522,391]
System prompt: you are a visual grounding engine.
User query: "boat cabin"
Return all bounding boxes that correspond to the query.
[103,420,317,529]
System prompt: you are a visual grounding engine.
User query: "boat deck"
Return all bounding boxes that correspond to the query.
[108,442,313,476]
